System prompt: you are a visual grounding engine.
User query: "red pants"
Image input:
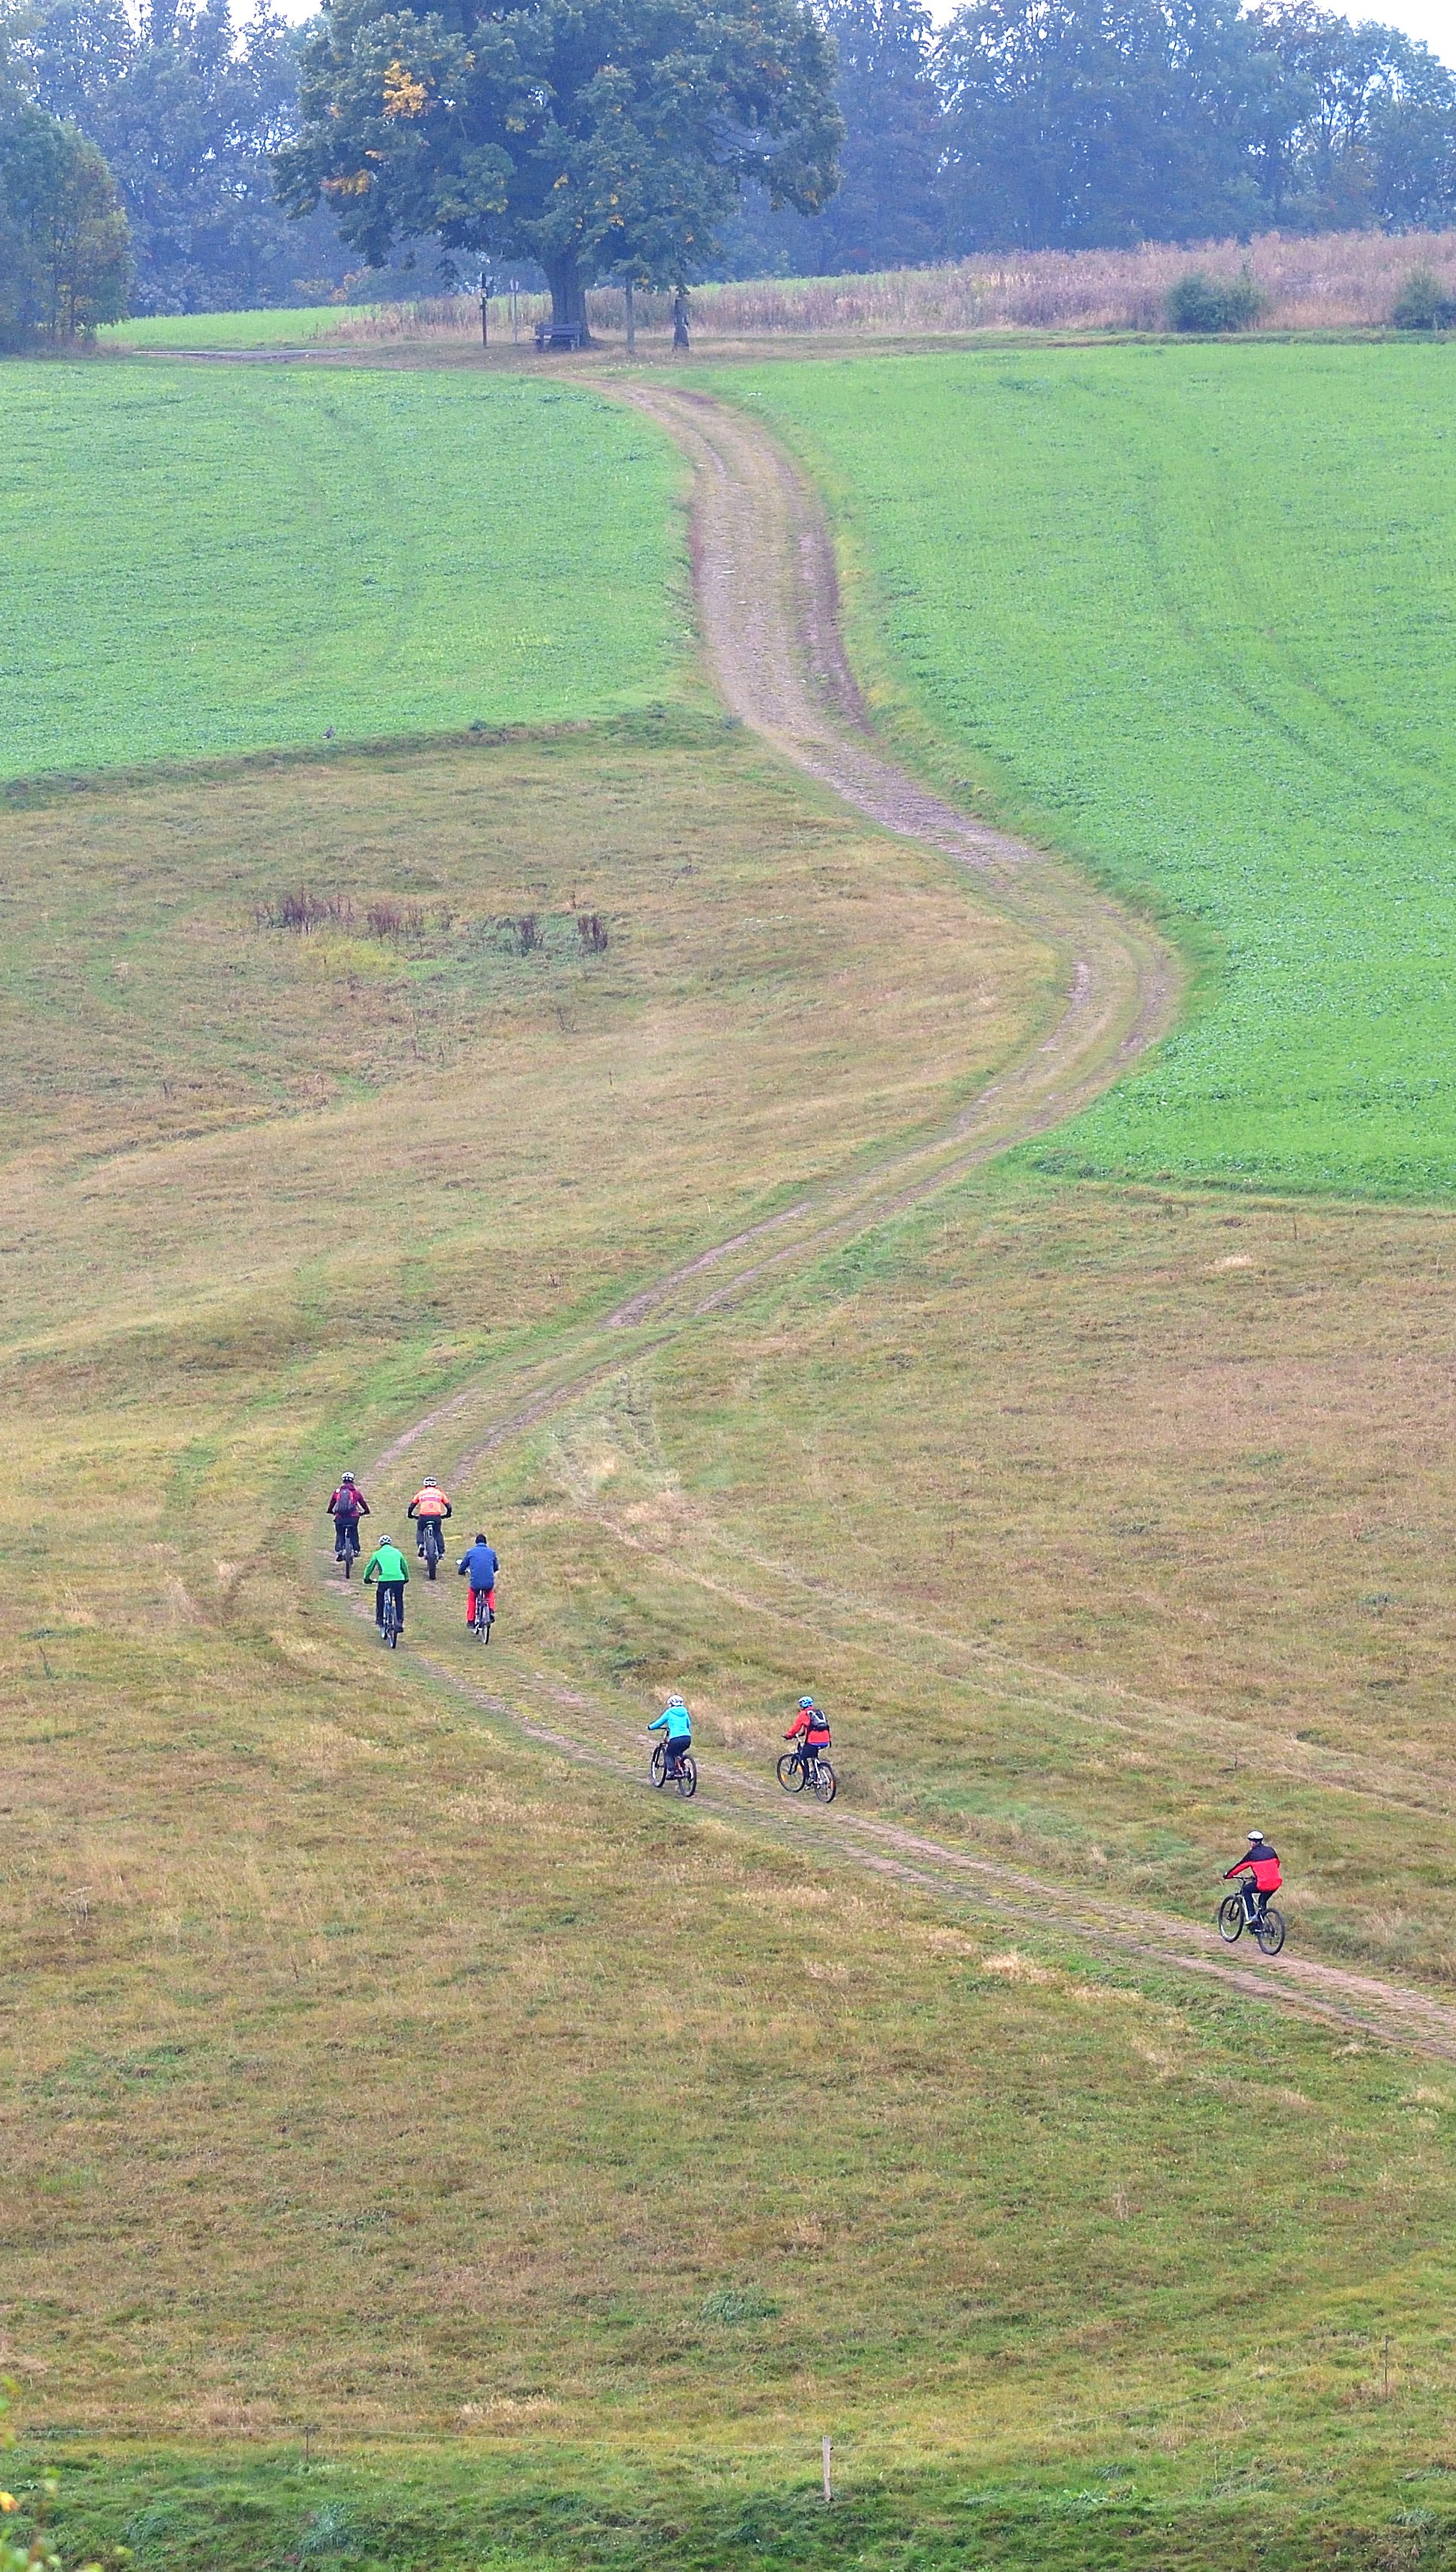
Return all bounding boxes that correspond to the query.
[466,1586,496,1624]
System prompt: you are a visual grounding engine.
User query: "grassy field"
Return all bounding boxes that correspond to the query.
[718,341,1456,1201]
[9,341,1456,2570]
[0,365,682,781]
[3,723,1456,2568]
[98,308,372,348]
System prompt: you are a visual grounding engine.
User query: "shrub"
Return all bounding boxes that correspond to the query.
[1166,269,1266,333]
[255,889,353,933]
[577,911,609,953]
[1392,265,1456,330]
[515,912,542,954]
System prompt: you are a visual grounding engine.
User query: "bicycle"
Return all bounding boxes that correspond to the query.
[379,1588,402,1650]
[335,1520,360,1579]
[421,1521,444,1581]
[1217,1885,1286,1955]
[471,1590,494,1643]
[775,1745,837,1805]
[650,1741,697,1799]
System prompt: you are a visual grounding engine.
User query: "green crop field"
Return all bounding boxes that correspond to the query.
[720,341,1456,1202]
[0,364,682,779]
[99,306,372,348]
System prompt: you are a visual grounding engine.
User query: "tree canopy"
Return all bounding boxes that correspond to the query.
[936,0,1456,249]
[10,0,353,310]
[276,0,843,332]
[0,34,130,338]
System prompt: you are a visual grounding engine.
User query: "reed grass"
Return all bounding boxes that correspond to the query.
[196,227,1456,351]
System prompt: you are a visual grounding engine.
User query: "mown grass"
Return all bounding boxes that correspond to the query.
[715,341,1456,1200]
[5,722,1456,2567]
[0,364,683,781]
[97,308,375,348]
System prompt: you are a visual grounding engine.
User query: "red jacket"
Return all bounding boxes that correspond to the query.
[1225,1846,1281,1893]
[786,1707,832,1750]
[329,1487,369,1519]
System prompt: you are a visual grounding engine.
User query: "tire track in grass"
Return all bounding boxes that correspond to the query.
[350,1597,1456,2068]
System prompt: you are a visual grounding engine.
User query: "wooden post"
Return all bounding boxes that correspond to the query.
[479,280,488,348]
[625,277,635,356]
[822,2434,832,2504]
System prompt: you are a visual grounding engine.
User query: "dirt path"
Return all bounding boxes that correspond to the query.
[407,1645,1456,2068]
[344,388,1456,2063]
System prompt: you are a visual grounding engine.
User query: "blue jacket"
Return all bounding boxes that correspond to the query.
[649,1703,693,1742]
[457,1542,498,1589]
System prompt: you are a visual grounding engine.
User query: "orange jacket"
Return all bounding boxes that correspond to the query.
[408,1487,451,1520]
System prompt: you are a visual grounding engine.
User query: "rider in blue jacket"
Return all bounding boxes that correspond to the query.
[457,1533,499,1627]
[648,1694,693,1777]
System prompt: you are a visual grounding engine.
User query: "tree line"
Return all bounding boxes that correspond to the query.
[729,0,1456,274]
[2,0,1454,334]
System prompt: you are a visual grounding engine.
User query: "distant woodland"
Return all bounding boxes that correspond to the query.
[2,0,1454,318]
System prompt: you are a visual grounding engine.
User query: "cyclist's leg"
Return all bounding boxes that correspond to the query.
[467,1585,478,1627]
[375,1585,386,1627]
[393,1579,405,1630]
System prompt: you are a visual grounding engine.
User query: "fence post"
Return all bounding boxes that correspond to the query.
[822,2434,832,2504]
[626,278,635,356]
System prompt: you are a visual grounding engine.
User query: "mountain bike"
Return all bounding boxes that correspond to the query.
[421,1521,444,1580]
[1217,1886,1285,1955]
[471,1590,494,1643]
[335,1520,360,1579]
[776,1745,837,1805]
[379,1587,402,1650]
[650,1741,697,1799]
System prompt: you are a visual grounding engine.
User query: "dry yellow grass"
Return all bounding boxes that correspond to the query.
[5,713,1456,2570]
[261,228,1456,356]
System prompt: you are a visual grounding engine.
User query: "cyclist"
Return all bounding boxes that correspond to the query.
[407,1478,452,1558]
[327,1473,370,1563]
[362,1533,409,1638]
[1223,1829,1282,1923]
[457,1532,499,1629]
[648,1692,693,1780]
[784,1695,832,1779]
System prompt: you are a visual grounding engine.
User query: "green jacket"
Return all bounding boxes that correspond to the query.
[363,1544,409,1585]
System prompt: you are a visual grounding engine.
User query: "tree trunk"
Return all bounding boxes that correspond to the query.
[544,255,593,346]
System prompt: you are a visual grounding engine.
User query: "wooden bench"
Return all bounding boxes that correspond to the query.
[534,320,583,351]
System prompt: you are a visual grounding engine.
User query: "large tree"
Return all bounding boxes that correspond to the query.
[813,0,943,270]
[0,87,130,338]
[1250,4,1456,229]
[11,0,355,311]
[936,0,1271,250]
[276,0,842,338]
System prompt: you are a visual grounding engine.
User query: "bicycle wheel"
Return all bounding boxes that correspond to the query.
[776,1752,805,1793]
[676,1754,697,1799]
[649,1744,667,1790]
[1216,1895,1245,1944]
[812,1759,837,1805]
[1254,1906,1286,1956]
[424,1532,440,1581]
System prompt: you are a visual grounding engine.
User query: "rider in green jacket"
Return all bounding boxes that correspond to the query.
[363,1537,409,1634]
